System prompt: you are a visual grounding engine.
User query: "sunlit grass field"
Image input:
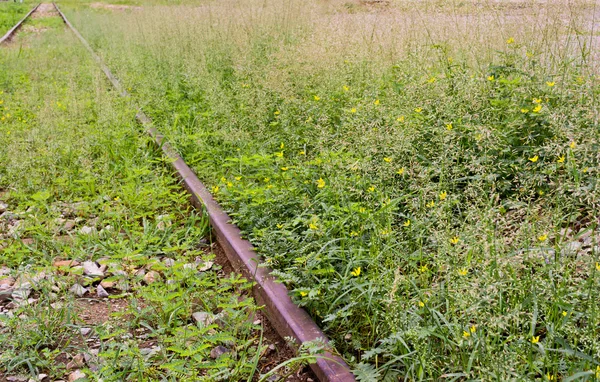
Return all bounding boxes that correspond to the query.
[43,0,600,379]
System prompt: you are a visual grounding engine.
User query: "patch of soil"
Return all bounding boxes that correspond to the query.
[75,297,129,326]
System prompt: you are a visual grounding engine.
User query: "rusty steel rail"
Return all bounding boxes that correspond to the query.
[53,3,355,381]
[0,3,40,45]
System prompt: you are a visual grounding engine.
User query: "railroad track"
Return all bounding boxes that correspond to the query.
[0,2,39,45]
[51,3,355,381]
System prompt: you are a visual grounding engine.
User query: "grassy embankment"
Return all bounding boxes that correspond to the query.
[0,11,306,381]
[61,0,600,379]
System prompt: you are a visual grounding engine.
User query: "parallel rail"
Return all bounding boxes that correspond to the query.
[52,3,355,381]
[0,3,40,45]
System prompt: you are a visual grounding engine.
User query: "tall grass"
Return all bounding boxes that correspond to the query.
[62,0,600,379]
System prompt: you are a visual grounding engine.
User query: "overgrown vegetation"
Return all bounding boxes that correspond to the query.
[0,1,31,36]
[0,13,314,381]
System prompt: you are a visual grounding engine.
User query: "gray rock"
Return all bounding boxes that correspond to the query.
[66,354,85,370]
[162,258,175,267]
[82,261,104,278]
[96,284,109,298]
[210,345,229,359]
[69,284,88,297]
[192,311,214,326]
[79,226,95,235]
[561,241,582,256]
[67,370,86,382]
[80,327,92,336]
[140,346,161,358]
[63,220,76,231]
[0,203,7,213]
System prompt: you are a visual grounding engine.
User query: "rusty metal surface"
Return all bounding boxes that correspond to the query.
[53,3,355,381]
[0,3,40,45]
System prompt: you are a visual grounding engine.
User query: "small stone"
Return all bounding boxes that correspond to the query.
[198,261,214,272]
[162,258,175,267]
[183,263,196,270]
[79,226,95,235]
[344,333,352,340]
[192,311,214,326]
[6,376,28,382]
[63,220,76,231]
[69,283,88,297]
[561,241,582,256]
[0,276,15,288]
[0,287,13,301]
[140,346,161,358]
[210,345,229,359]
[253,319,261,325]
[100,280,115,289]
[66,354,85,370]
[80,327,92,336]
[0,266,10,276]
[0,203,7,213]
[37,374,48,381]
[96,284,109,298]
[134,268,146,278]
[82,261,104,278]
[53,260,80,268]
[67,370,86,382]
[143,271,160,284]
[265,375,279,382]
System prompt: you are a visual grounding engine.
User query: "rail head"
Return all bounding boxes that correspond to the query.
[0,3,41,45]
[52,3,356,381]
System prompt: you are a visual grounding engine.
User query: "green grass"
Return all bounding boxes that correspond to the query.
[0,2,32,36]
[0,13,316,381]
[9,0,600,379]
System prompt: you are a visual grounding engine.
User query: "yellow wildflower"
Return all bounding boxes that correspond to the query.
[596,366,600,378]
[235,176,242,181]
[538,234,548,242]
[569,141,576,149]
[418,301,425,308]
[426,200,435,208]
[343,85,349,91]
[521,108,529,113]
[458,268,468,276]
[428,77,436,83]
[487,75,495,81]
[403,220,411,227]
[595,262,600,271]
[419,265,428,273]
[557,155,565,163]
[280,142,284,149]
[531,336,540,344]
[546,81,555,87]
[529,155,539,162]
[300,291,308,297]
[532,104,542,113]
[350,267,361,277]
[506,37,515,44]
[220,177,227,182]
[267,184,273,189]
[299,150,306,155]
[546,373,555,381]
[562,311,567,317]
[383,157,392,163]
[396,116,405,122]
[313,95,320,101]
[317,178,325,188]
[470,325,476,333]
[264,177,270,182]
[350,107,357,113]
[281,167,288,171]
[212,186,220,193]
[450,236,460,245]
[309,222,318,230]
[446,123,453,131]
[533,98,542,104]
[275,110,281,116]
[414,108,422,113]
[276,224,284,229]
[374,99,380,105]
[397,167,405,175]
[367,186,375,192]
[463,331,470,338]
[439,191,447,200]
[350,231,358,237]
[227,182,233,188]
[275,151,284,158]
